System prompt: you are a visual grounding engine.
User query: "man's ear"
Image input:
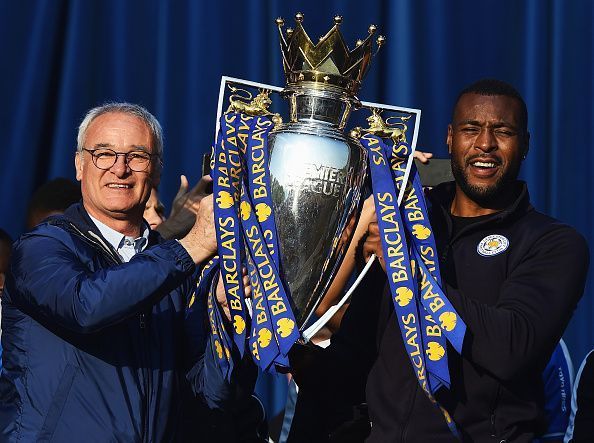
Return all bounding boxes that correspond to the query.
[75,151,83,181]
[446,124,453,154]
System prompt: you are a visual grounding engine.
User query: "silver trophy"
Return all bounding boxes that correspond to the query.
[214,14,421,335]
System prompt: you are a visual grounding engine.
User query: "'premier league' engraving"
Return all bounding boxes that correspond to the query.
[283,163,347,198]
[302,164,347,197]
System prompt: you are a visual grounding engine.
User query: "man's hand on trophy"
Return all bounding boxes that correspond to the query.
[178,193,217,265]
[157,174,213,239]
[413,150,433,164]
[337,211,358,251]
[363,221,385,273]
[215,268,251,322]
[352,151,431,275]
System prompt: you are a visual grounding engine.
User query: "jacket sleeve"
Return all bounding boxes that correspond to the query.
[182,280,231,409]
[183,274,258,411]
[184,338,232,408]
[539,341,572,440]
[566,350,594,442]
[9,226,196,333]
[449,226,589,380]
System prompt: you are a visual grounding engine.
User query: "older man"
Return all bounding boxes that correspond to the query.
[289,80,589,442]
[0,103,233,442]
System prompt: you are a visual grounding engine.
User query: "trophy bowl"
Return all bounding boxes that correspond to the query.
[267,87,367,328]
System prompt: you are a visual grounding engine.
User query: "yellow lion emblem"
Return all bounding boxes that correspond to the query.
[257,328,272,348]
[394,287,414,307]
[216,191,234,209]
[487,239,500,249]
[439,311,457,332]
[255,203,272,222]
[412,224,431,240]
[214,340,223,359]
[276,318,295,338]
[233,315,246,334]
[426,341,445,361]
[240,201,252,220]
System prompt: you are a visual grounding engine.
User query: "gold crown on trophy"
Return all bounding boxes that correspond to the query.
[276,13,385,95]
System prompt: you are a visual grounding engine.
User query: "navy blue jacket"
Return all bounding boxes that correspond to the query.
[0,203,228,442]
[289,182,589,442]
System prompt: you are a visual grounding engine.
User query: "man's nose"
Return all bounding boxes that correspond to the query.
[475,128,497,152]
[110,154,131,177]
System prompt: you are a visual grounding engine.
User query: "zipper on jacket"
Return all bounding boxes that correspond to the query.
[489,385,501,438]
[140,313,153,442]
[137,311,151,442]
[439,243,451,263]
[400,382,419,442]
[63,217,153,440]
[490,415,508,442]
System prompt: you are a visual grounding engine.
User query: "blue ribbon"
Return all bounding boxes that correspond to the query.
[213,113,248,356]
[240,181,296,367]
[405,170,466,353]
[360,132,465,437]
[394,160,450,393]
[362,134,434,393]
[242,116,298,367]
[244,248,284,369]
[199,259,233,378]
[199,112,300,377]
[244,117,283,269]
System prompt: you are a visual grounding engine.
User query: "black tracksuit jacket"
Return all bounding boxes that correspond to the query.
[289,181,589,443]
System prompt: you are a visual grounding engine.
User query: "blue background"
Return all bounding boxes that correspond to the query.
[1,0,593,417]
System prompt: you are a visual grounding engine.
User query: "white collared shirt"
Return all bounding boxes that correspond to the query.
[88,215,149,263]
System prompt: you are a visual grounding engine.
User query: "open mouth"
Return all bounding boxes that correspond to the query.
[106,183,133,189]
[470,160,498,169]
[467,157,502,177]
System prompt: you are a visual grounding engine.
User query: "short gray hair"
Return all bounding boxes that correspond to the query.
[76,102,164,159]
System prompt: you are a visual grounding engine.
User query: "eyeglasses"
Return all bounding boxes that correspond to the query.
[82,148,158,172]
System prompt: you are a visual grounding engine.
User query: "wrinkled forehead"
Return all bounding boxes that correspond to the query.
[84,112,154,152]
[453,93,525,128]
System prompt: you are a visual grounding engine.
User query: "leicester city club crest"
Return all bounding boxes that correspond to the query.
[477,234,510,257]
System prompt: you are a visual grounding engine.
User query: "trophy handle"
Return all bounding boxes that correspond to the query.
[302,254,377,342]
[214,76,284,144]
[358,100,421,205]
